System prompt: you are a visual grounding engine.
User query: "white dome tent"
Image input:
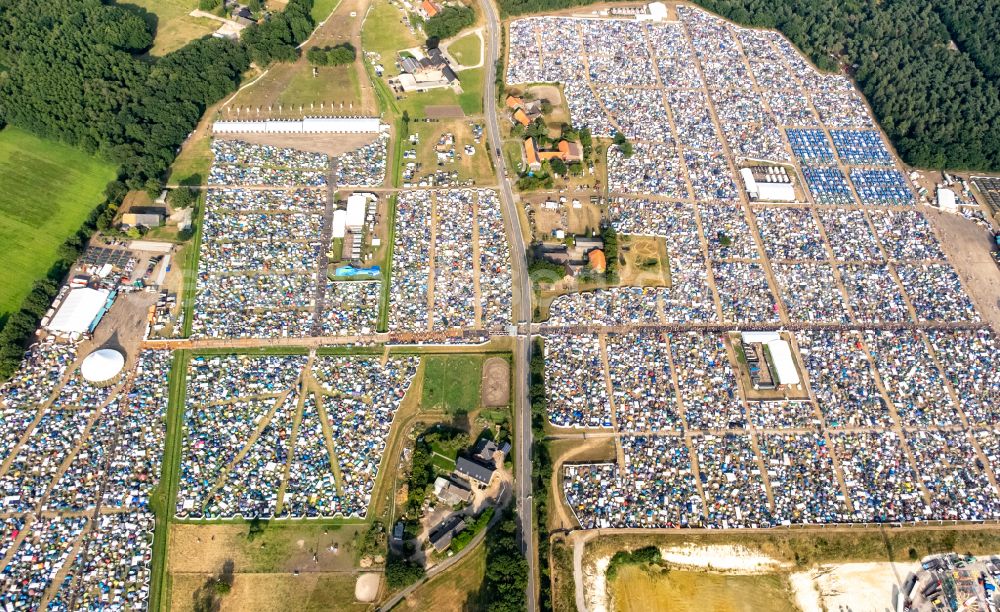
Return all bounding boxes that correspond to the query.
[80,348,125,385]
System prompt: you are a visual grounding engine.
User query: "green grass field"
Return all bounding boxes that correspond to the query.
[311,0,341,23]
[127,0,218,57]
[0,127,117,319]
[362,0,422,65]
[448,33,481,66]
[421,355,484,414]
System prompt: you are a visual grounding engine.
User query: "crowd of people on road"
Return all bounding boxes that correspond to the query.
[176,354,418,520]
[387,189,512,334]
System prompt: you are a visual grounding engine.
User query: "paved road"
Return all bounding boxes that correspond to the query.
[476,0,538,609]
[377,483,510,611]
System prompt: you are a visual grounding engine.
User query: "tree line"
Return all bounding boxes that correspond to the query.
[424,5,476,41]
[497,0,1000,172]
[0,0,320,378]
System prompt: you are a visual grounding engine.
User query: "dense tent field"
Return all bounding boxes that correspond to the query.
[0,127,116,318]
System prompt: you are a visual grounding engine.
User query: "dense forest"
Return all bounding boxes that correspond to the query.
[498,0,1000,172]
[0,0,316,375]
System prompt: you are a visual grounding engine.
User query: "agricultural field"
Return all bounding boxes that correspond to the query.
[393,540,486,610]
[421,354,484,414]
[0,127,117,318]
[127,0,219,56]
[610,566,798,612]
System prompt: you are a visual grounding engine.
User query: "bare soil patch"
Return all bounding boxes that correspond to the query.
[214,132,377,157]
[355,572,382,602]
[170,571,369,612]
[927,207,1000,330]
[425,105,467,119]
[480,357,510,406]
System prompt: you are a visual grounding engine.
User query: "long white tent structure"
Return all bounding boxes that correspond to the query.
[212,117,382,134]
[46,288,109,335]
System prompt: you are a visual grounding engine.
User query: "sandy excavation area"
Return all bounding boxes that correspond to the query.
[790,562,913,612]
[582,543,918,612]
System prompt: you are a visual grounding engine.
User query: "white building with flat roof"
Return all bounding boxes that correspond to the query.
[46,288,109,335]
[332,209,347,239]
[346,195,367,232]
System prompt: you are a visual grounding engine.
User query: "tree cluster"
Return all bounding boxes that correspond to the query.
[605,546,663,581]
[423,5,476,41]
[481,510,529,611]
[385,551,426,589]
[0,1,249,190]
[528,339,555,610]
[307,43,357,66]
[612,132,633,158]
[241,0,316,65]
[498,0,1000,171]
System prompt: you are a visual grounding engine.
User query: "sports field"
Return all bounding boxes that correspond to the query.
[421,354,484,414]
[0,127,117,318]
[127,0,218,56]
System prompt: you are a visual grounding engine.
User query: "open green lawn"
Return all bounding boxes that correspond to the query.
[124,0,218,56]
[456,67,484,116]
[448,32,481,67]
[277,63,361,110]
[421,355,484,415]
[0,127,117,319]
[362,0,422,65]
[311,0,341,23]
[393,66,484,119]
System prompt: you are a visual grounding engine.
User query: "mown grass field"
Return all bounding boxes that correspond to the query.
[0,127,117,319]
[421,354,484,414]
[393,539,486,610]
[611,565,797,612]
[127,0,218,57]
[448,33,481,66]
[362,0,422,66]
